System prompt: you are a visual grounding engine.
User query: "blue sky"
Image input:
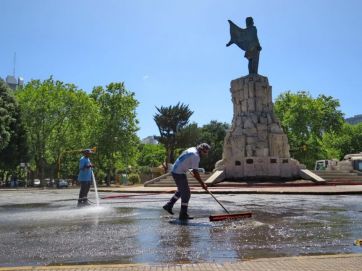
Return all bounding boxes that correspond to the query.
[1,0,362,139]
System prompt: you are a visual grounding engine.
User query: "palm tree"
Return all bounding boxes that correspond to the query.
[154,102,193,167]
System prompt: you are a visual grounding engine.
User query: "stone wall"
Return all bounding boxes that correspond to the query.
[215,74,301,180]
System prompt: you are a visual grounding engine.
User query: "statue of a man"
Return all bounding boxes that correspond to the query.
[226,17,262,74]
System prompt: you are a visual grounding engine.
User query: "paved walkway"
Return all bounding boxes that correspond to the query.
[5,182,362,195]
[96,184,362,195]
[3,185,362,270]
[1,254,362,271]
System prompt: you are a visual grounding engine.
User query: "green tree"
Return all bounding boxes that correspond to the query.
[48,88,99,180]
[137,143,165,168]
[90,82,139,184]
[176,122,201,148]
[199,121,229,172]
[0,80,29,180]
[274,91,344,168]
[173,121,230,172]
[0,80,17,151]
[154,102,193,165]
[0,106,29,176]
[322,122,362,160]
[16,77,98,181]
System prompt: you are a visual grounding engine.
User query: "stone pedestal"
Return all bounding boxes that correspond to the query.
[215,74,301,180]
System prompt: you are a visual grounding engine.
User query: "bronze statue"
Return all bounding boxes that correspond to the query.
[226,17,262,74]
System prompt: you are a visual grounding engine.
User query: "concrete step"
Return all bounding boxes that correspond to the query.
[311,171,362,182]
[146,183,202,187]
[314,176,359,179]
[162,178,209,183]
[312,171,358,176]
[324,178,362,181]
[311,170,362,182]
[312,174,362,180]
[151,181,201,185]
[315,174,360,178]
[318,176,362,180]
[144,173,210,187]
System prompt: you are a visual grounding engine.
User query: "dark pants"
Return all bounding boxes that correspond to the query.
[78,181,91,203]
[165,173,190,214]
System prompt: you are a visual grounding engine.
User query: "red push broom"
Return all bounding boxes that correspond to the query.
[206,188,252,222]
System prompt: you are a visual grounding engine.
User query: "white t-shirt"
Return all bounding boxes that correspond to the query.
[172,147,200,174]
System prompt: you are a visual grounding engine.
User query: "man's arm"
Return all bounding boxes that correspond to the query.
[190,169,208,190]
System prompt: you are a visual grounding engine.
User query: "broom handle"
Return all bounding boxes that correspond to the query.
[189,170,230,214]
[205,189,230,214]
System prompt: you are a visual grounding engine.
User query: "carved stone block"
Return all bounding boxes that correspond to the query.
[216,74,301,180]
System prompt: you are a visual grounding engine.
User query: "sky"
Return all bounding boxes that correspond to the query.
[1,0,362,139]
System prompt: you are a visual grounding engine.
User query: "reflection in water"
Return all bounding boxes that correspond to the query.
[170,222,193,263]
[1,204,114,226]
[0,191,362,266]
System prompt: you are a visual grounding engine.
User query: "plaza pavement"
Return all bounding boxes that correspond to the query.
[1,254,362,271]
[3,183,362,270]
[95,183,362,195]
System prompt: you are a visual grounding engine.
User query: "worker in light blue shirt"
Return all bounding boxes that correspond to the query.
[163,143,210,220]
[77,149,94,206]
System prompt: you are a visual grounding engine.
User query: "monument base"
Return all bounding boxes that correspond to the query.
[215,157,301,181]
[214,74,302,182]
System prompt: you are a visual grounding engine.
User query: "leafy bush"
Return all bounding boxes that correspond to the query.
[127,173,141,184]
[138,166,151,174]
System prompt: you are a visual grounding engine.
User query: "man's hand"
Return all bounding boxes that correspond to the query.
[190,169,208,191]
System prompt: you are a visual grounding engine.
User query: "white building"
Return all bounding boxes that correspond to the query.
[5,75,24,90]
[141,136,158,145]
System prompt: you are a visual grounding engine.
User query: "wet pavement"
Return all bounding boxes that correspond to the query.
[1,189,362,267]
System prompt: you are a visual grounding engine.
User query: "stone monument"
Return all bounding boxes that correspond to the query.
[214,17,301,181]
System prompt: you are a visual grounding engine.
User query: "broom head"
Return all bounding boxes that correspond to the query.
[209,212,252,222]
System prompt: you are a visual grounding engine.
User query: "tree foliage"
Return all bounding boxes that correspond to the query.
[198,121,229,171]
[154,102,193,164]
[2,77,141,183]
[0,106,29,174]
[172,120,229,172]
[274,91,344,168]
[137,143,165,167]
[16,77,98,180]
[0,80,29,177]
[322,122,362,160]
[90,82,139,180]
[176,122,201,148]
[0,80,17,151]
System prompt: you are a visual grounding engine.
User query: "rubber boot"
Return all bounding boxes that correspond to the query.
[77,199,85,207]
[77,197,89,207]
[163,203,174,215]
[179,204,193,220]
[163,195,179,215]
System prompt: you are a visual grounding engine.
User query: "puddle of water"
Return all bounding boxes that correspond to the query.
[1,191,362,267]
